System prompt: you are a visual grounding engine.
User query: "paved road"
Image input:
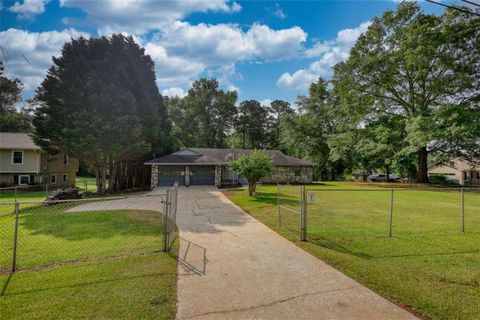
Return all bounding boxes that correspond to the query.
[175,187,417,320]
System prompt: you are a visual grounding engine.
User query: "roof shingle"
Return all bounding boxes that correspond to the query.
[145,148,315,166]
[0,133,40,150]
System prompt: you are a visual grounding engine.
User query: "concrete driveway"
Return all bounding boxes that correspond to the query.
[175,186,417,320]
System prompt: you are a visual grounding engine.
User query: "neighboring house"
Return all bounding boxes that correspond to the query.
[428,158,480,186]
[145,148,315,188]
[0,133,79,187]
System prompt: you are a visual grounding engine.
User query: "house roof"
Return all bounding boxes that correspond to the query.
[0,133,41,150]
[430,158,479,172]
[145,148,315,166]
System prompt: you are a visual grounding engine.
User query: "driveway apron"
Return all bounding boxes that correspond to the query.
[175,186,417,320]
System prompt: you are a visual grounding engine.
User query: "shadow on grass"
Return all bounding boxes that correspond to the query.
[1,270,174,298]
[308,235,480,260]
[0,273,12,296]
[17,206,163,241]
[308,237,373,259]
[253,192,300,207]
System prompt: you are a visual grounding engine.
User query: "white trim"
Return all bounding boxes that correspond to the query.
[50,174,57,184]
[63,173,68,182]
[11,150,24,165]
[19,174,30,185]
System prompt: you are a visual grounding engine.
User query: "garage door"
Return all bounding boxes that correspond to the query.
[190,166,215,185]
[158,166,185,186]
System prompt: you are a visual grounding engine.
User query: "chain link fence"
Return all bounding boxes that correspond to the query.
[0,185,178,274]
[277,185,480,243]
[277,185,304,240]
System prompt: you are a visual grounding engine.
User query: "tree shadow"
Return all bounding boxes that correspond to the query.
[253,192,301,207]
[308,237,373,259]
[1,269,173,298]
[18,205,164,241]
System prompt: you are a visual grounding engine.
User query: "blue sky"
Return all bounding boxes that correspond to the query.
[0,0,448,105]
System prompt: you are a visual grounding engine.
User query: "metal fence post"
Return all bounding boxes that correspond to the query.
[300,186,307,242]
[14,186,17,203]
[12,202,20,272]
[84,180,87,192]
[163,189,170,252]
[461,187,465,233]
[389,189,394,238]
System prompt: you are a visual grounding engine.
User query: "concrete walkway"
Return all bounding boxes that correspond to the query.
[175,187,417,320]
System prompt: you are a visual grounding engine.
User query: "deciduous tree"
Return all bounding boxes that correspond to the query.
[230,151,273,196]
[333,3,480,182]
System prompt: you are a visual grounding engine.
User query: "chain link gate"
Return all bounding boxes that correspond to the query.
[162,183,178,252]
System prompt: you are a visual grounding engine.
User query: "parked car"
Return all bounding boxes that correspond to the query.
[368,173,400,182]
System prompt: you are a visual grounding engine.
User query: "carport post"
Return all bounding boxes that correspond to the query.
[389,189,394,238]
[300,186,307,242]
[12,202,19,272]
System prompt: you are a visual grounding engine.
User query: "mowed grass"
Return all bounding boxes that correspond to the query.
[0,203,165,271]
[0,253,177,319]
[0,201,177,319]
[76,176,100,193]
[224,182,480,320]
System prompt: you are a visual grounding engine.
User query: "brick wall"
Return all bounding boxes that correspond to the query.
[260,166,313,184]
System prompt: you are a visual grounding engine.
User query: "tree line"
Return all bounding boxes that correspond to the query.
[1,2,478,190]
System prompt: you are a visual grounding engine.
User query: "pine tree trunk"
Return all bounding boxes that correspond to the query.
[417,147,429,183]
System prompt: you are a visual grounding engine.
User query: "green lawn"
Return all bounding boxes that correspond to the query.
[0,203,166,271]
[76,176,99,193]
[0,200,177,319]
[224,182,480,320]
[0,253,177,319]
[0,189,47,203]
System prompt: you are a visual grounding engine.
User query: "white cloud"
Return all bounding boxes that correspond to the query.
[60,0,241,35]
[272,3,286,19]
[145,21,306,92]
[162,87,187,98]
[0,21,306,99]
[8,0,49,20]
[260,99,273,107]
[153,21,306,64]
[143,42,205,89]
[277,21,371,91]
[0,28,88,92]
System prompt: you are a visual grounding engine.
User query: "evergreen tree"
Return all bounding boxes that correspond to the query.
[33,34,173,193]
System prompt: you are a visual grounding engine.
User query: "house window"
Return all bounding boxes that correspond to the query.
[19,175,30,185]
[63,154,69,165]
[63,174,68,182]
[12,150,23,164]
[51,175,56,184]
[294,168,301,177]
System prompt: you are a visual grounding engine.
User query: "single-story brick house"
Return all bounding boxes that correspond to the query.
[145,148,314,188]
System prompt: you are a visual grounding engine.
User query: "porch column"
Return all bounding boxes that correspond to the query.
[215,165,222,187]
[151,165,158,189]
[185,165,190,186]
